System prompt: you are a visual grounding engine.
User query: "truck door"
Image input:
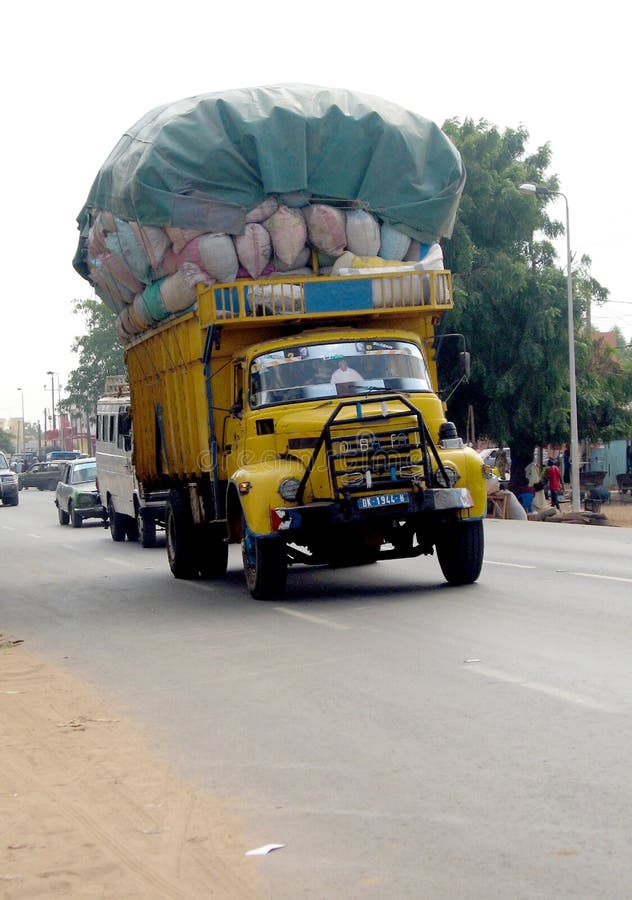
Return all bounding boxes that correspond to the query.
[222,364,245,476]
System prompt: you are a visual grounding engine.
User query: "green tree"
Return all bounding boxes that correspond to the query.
[0,427,14,455]
[577,333,632,442]
[439,117,618,485]
[61,299,126,441]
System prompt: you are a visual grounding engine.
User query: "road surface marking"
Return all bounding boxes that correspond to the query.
[26,532,42,539]
[485,561,536,569]
[568,571,632,585]
[465,663,615,712]
[274,607,349,630]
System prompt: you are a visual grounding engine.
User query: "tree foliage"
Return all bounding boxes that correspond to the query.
[577,334,632,442]
[439,118,627,482]
[61,299,126,420]
[0,428,14,454]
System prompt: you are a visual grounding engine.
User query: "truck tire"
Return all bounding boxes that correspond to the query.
[166,491,198,579]
[435,519,484,585]
[70,501,82,528]
[242,516,287,600]
[108,498,126,542]
[58,504,69,525]
[125,516,139,542]
[197,525,229,578]
[137,507,156,548]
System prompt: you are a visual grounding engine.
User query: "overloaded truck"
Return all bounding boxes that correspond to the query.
[74,84,488,599]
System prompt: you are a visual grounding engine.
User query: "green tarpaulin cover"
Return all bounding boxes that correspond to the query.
[74,84,464,281]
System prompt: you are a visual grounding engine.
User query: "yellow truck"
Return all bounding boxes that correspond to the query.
[126,266,487,598]
[74,84,488,597]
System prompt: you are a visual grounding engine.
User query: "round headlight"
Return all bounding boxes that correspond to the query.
[278,477,301,502]
[434,465,460,488]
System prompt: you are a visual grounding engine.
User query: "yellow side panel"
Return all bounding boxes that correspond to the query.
[126,316,212,480]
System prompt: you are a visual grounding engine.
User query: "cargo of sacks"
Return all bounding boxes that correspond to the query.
[73,85,465,343]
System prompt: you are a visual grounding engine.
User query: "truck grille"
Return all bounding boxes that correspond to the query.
[296,394,450,503]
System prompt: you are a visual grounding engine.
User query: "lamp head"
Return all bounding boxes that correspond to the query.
[518,182,538,195]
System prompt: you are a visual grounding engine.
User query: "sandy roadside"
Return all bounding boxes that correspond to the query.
[0,642,258,899]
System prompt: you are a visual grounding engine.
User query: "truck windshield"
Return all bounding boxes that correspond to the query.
[249,339,432,408]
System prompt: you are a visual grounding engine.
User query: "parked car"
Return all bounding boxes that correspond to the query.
[19,461,63,491]
[55,458,106,528]
[0,450,19,506]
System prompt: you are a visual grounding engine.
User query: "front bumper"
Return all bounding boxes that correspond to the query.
[77,504,108,521]
[272,486,475,533]
[0,479,19,501]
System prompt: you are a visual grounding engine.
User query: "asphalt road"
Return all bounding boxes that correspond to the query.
[2,490,632,898]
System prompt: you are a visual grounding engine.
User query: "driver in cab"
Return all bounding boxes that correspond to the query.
[330,359,362,384]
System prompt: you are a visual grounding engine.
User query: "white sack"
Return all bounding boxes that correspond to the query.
[419,241,444,270]
[115,305,136,343]
[99,248,144,294]
[264,206,308,267]
[274,245,311,271]
[197,234,239,282]
[131,292,153,329]
[246,197,279,223]
[166,226,207,254]
[345,210,380,257]
[234,223,272,278]
[89,257,135,310]
[130,223,170,270]
[379,223,412,261]
[160,263,209,313]
[304,204,346,256]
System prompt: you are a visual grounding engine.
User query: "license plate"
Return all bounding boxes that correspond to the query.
[357,492,409,509]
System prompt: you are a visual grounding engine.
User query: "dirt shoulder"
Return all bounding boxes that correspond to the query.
[0,642,258,899]
[601,498,632,528]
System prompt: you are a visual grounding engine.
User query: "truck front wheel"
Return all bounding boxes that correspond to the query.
[435,519,484,585]
[166,491,198,579]
[242,517,287,600]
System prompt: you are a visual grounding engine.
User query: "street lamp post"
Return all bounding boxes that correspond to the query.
[17,388,25,456]
[46,371,57,446]
[518,182,581,513]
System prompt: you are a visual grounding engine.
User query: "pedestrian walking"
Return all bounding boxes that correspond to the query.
[546,458,562,510]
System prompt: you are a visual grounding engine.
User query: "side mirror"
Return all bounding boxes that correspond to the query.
[459,351,471,379]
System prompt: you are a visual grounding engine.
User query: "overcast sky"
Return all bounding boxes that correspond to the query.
[2,0,630,426]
